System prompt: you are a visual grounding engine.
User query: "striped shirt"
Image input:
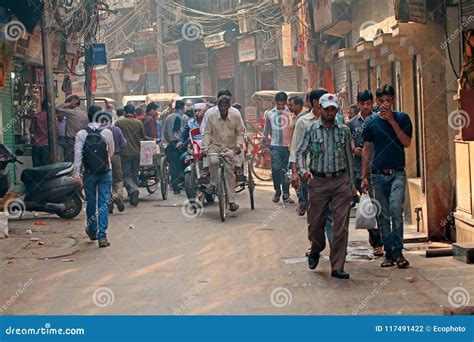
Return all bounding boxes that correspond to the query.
[263,107,292,147]
[296,120,353,181]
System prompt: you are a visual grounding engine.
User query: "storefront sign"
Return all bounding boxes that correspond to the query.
[131,56,145,75]
[395,0,427,24]
[93,43,108,65]
[282,24,293,67]
[256,30,279,62]
[144,54,159,73]
[165,45,182,75]
[297,34,306,67]
[91,69,97,92]
[238,36,256,62]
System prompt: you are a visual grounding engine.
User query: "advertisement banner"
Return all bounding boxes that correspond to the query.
[238,36,256,62]
[165,45,182,75]
[282,24,293,67]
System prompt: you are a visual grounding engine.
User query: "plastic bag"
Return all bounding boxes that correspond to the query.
[355,193,377,229]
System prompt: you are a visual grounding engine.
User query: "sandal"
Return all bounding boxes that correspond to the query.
[396,255,410,269]
[381,257,395,267]
[272,195,280,203]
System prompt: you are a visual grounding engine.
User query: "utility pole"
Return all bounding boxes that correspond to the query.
[156,0,167,93]
[84,0,96,107]
[41,0,58,163]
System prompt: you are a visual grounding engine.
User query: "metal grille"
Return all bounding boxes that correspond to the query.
[333,57,347,94]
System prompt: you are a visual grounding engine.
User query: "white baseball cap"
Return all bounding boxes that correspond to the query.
[319,93,340,109]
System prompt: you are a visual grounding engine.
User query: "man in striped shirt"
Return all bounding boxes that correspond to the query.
[295,93,354,279]
[263,92,294,203]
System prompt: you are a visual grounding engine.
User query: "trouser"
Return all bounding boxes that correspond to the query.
[307,174,352,271]
[355,174,383,248]
[372,171,407,259]
[297,181,308,209]
[83,171,112,241]
[32,146,49,167]
[269,146,290,198]
[208,147,237,203]
[63,137,75,163]
[121,155,140,196]
[111,154,124,199]
[165,143,185,192]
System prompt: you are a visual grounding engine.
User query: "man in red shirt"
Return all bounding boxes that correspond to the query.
[30,99,59,167]
[142,102,159,141]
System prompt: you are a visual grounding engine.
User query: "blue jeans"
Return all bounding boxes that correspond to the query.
[269,146,290,198]
[84,171,112,241]
[372,171,407,259]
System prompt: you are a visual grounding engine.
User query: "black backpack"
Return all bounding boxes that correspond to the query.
[83,127,110,175]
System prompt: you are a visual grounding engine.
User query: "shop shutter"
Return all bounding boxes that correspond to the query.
[461,0,474,19]
[275,59,299,91]
[333,57,347,94]
[350,69,359,104]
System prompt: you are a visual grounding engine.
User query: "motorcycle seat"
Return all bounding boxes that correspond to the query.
[21,162,73,185]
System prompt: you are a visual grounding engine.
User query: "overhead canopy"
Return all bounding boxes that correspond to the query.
[146,93,181,104]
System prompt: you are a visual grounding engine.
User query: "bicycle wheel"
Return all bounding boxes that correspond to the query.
[218,167,227,222]
[251,154,272,181]
[247,158,255,210]
[160,156,169,200]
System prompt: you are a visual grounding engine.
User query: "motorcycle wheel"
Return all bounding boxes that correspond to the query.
[184,167,196,200]
[57,194,82,219]
[160,156,169,200]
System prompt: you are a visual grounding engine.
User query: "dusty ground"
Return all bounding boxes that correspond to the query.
[0,181,472,315]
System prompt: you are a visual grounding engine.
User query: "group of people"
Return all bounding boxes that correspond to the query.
[263,85,412,279]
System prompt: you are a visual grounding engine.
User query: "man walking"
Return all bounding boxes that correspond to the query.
[30,99,59,167]
[263,91,294,204]
[347,90,384,257]
[115,104,146,207]
[56,95,88,162]
[74,105,115,248]
[361,84,413,269]
[296,93,354,279]
[143,102,159,141]
[201,96,245,212]
[163,100,187,194]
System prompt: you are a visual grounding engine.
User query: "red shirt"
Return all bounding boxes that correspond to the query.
[142,114,158,139]
[30,111,59,147]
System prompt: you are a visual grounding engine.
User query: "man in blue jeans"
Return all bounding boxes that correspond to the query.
[74,105,115,248]
[263,92,294,203]
[361,84,413,268]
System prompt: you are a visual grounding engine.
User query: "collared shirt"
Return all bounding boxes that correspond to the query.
[201,105,243,134]
[202,111,245,151]
[362,111,413,170]
[114,115,146,156]
[296,120,353,181]
[73,123,115,176]
[346,112,376,174]
[104,124,127,154]
[30,110,59,147]
[289,110,319,163]
[143,114,158,139]
[263,106,292,147]
[55,103,88,138]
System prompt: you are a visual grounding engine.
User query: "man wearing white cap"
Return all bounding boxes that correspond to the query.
[295,93,354,279]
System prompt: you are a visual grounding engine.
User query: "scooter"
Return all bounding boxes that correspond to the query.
[0,144,83,219]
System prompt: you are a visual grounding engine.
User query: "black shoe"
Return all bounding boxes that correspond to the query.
[108,201,114,214]
[331,270,350,279]
[130,190,139,207]
[308,253,320,270]
[173,190,181,195]
[85,227,97,241]
[114,196,125,212]
[229,203,239,212]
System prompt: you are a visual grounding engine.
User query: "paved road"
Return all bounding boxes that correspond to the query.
[0,181,470,315]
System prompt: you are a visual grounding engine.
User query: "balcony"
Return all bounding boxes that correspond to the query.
[312,0,352,37]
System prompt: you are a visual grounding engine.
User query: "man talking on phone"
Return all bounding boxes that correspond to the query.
[361,85,413,269]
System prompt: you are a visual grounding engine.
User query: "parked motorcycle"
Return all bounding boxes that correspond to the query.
[0,144,83,219]
[183,128,215,205]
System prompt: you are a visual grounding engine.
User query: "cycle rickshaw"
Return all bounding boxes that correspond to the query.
[138,143,169,200]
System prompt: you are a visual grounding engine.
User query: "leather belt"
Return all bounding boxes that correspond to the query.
[372,167,405,175]
[312,169,346,179]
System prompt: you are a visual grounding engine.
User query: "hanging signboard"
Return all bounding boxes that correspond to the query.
[282,24,293,67]
[238,35,256,62]
[256,30,279,62]
[165,45,182,75]
[144,54,159,73]
[91,69,97,93]
[93,43,108,65]
[131,56,145,75]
